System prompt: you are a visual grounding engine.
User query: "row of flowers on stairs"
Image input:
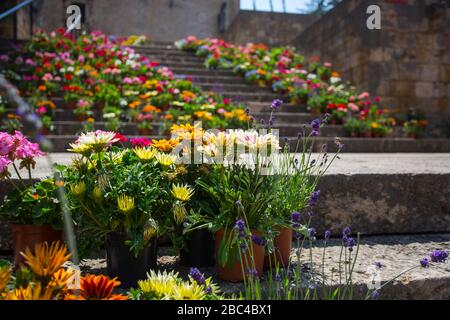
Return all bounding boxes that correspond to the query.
[0,110,448,299]
[0,30,248,135]
[175,36,432,138]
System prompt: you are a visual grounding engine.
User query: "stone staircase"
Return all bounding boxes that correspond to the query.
[2,41,450,152]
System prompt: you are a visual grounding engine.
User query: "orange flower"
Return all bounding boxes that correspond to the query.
[65,274,128,300]
[151,138,180,152]
[86,117,95,123]
[38,85,47,92]
[129,100,141,109]
[55,180,65,187]
[331,71,340,78]
[194,111,213,121]
[164,114,174,120]
[21,241,71,278]
[7,113,20,120]
[6,283,56,300]
[142,105,161,113]
[32,194,40,200]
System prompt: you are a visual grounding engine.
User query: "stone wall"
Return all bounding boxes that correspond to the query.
[0,0,32,40]
[292,0,449,129]
[224,10,316,46]
[32,0,240,42]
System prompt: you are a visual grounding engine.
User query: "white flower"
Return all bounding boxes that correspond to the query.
[307,73,317,80]
[68,130,120,154]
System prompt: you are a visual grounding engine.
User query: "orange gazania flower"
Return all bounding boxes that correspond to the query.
[21,241,71,278]
[38,100,57,110]
[142,105,161,113]
[0,266,11,292]
[331,71,340,78]
[65,274,128,300]
[151,138,180,152]
[6,283,56,300]
[128,100,141,109]
[38,85,47,92]
[194,111,213,121]
[171,123,204,140]
[164,114,174,120]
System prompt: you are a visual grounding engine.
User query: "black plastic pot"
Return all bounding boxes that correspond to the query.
[105,233,158,288]
[180,229,215,267]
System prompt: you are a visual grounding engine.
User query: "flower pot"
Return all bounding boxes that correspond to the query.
[105,233,158,288]
[265,227,292,268]
[180,229,215,267]
[74,114,87,122]
[215,228,264,282]
[66,101,77,110]
[11,224,63,267]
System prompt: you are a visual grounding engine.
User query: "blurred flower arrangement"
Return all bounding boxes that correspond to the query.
[0,30,248,135]
[176,37,402,137]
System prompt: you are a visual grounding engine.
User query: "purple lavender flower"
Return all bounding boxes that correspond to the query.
[205,286,212,294]
[271,99,283,110]
[311,119,321,136]
[308,228,316,239]
[308,190,320,207]
[297,132,303,140]
[430,250,449,263]
[420,258,430,268]
[269,117,274,127]
[342,226,351,236]
[292,222,301,229]
[235,219,245,232]
[324,230,332,240]
[375,262,383,270]
[246,268,258,278]
[372,290,381,300]
[245,107,250,115]
[291,211,301,222]
[343,236,356,252]
[275,273,282,282]
[260,118,266,125]
[252,235,267,247]
[189,267,206,285]
[293,231,302,240]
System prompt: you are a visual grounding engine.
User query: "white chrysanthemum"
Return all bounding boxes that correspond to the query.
[68,130,120,154]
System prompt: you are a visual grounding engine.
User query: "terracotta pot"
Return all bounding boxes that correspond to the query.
[215,228,264,282]
[12,224,63,267]
[265,227,292,268]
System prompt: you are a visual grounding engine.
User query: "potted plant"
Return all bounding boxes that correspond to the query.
[136,113,154,135]
[0,131,61,266]
[66,131,176,287]
[196,129,279,281]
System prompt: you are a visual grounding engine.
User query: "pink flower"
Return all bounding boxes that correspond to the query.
[348,103,360,112]
[78,55,85,63]
[324,62,332,68]
[130,138,152,148]
[114,133,127,143]
[374,97,381,103]
[36,106,47,114]
[217,108,226,114]
[0,156,11,174]
[123,77,133,84]
[42,73,53,81]
[25,58,36,66]
[12,131,45,160]
[0,132,14,156]
[358,92,370,100]
[0,54,9,63]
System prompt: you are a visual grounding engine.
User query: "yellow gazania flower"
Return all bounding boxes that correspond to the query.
[67,142,93,156]
[69,181,86,196]
[371,122,379,129]
[171,282,205,300]
[133,147,157,161]
[138,270,179,299]
[194,111,213,121]
[223,111,233,119]
[171,184,194,202]
[6,283,56,300]
[21,241,71,278]
[86,117,95,124]
[143,219,158,242]
[92,186,103,203]
[155,153,177,167]
[171,123,204,140]
[38,100,57,110]
[173,203,187,224]
[0,265,11,292]
[151,139,180,152]
[117,195,135,214]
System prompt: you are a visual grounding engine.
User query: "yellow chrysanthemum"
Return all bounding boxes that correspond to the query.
[151,138,180,152]
[133,147,157,161]
[171,184,194,202]
[117,195,135,214]
[21,241,71,278]
[155,153,177,167]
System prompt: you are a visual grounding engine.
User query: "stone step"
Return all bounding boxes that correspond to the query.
[0,154,449,243]
[149,55,206,64]
[187,75,247,84]
[198,83,270,93]
[170,67,235,77]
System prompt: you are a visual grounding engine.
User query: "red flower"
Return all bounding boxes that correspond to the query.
[114,133,127,143]
[65,74,73,81]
